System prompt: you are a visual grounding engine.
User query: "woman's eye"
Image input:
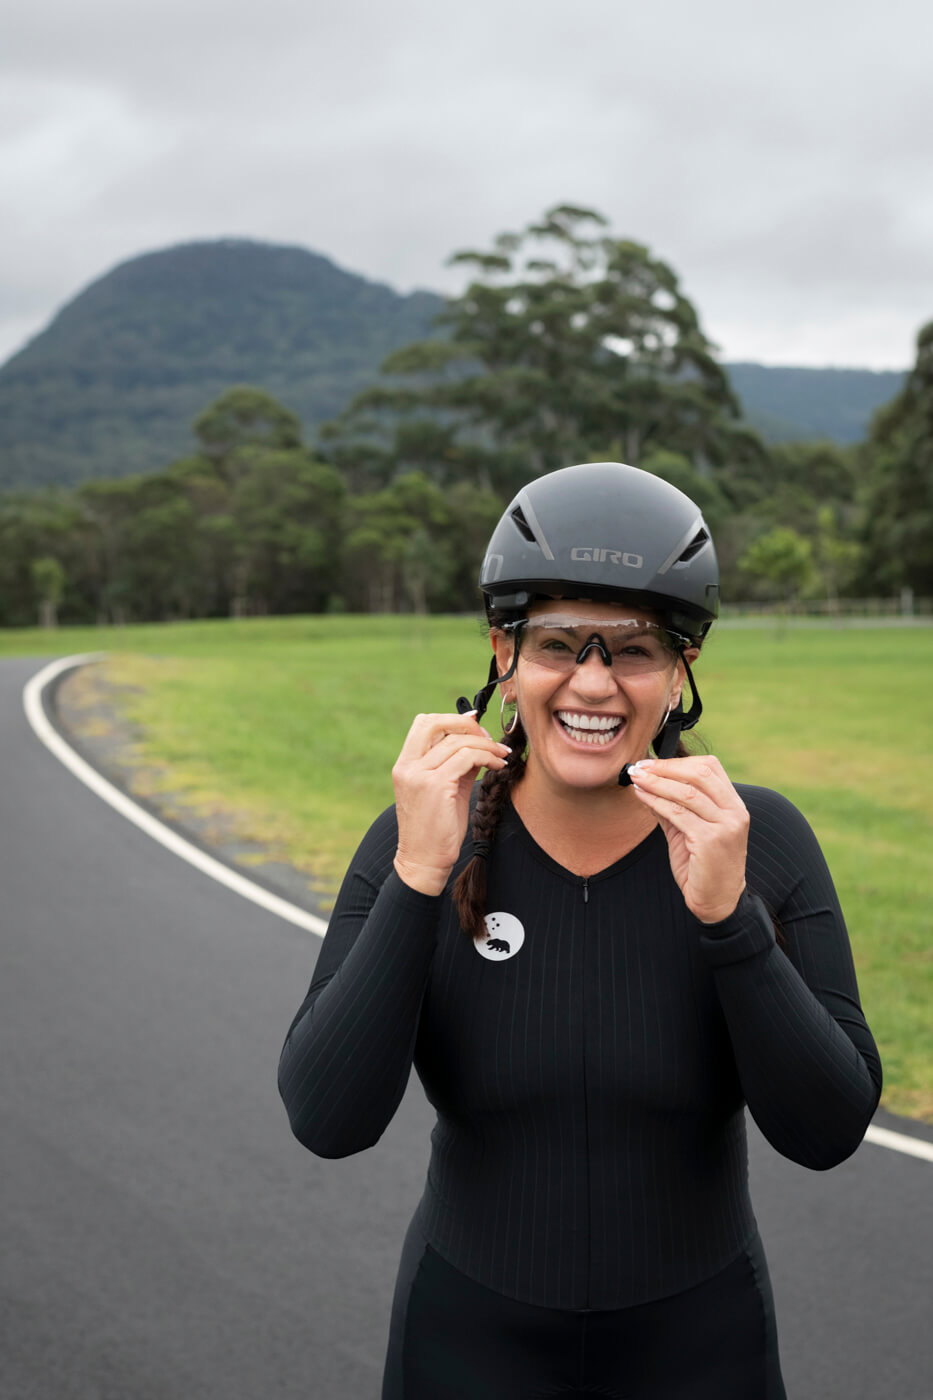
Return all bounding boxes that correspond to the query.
[540,637,573,653]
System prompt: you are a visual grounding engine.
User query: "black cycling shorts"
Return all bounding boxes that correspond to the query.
[383,1217,786,1400]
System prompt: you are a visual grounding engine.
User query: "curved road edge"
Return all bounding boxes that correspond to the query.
[22,653,328,940]
[19,654,933,1163]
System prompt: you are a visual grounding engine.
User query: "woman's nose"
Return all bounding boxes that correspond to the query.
[570,650,618,700]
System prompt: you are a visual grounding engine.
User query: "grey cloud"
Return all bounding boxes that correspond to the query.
[2,0,930,367]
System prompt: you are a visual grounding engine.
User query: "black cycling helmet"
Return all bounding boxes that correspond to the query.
[458,463,718,769]
[479,461,719,642]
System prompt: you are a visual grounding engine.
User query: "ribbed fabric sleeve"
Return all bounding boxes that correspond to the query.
[699,791,882,1170]
[277,807,440,1158]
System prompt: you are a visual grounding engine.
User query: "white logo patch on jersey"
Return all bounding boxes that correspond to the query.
[475,911,525,961]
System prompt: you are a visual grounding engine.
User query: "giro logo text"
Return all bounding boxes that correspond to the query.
[570,547,644,568]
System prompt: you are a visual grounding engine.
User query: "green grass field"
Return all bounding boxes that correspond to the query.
[5,615,932,1121]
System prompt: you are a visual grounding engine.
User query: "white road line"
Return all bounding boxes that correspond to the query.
[863,1124,933,1164]
[21,658,933,1164]
[22,654,329,939]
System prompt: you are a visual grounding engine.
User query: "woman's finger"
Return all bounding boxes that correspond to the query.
[632,778,748,840]
[397,712,496,761]
[629,782,710,832]
[630,755,728,786]
[631,757,743,811]
[412,731,511,773]
[629,770,723,822]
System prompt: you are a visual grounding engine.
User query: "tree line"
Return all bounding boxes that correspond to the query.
[0,387,505,625]
[2,205,930,627]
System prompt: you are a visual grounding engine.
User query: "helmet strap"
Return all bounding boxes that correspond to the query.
[653,703,685,760]
[651,652,702,757]
[456,652,520,722]
[619,653,703,783]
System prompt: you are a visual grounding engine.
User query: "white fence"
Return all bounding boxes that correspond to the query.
[721,591,930,620]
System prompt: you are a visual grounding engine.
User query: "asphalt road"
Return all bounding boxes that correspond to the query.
[1,654,931,1400]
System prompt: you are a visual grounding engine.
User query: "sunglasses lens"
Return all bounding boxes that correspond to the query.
[519,619,678,675]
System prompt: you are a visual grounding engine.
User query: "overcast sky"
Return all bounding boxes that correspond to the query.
[3,0,930,370]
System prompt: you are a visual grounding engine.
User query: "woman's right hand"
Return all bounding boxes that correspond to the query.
[392,712,511,895]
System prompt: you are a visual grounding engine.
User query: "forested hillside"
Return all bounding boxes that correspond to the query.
[0,238,908,490]
[2,206,929,629]
[0,241,441,488]
[725,363,905,444]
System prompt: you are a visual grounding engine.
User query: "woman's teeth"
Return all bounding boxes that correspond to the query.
[556,712,623,745]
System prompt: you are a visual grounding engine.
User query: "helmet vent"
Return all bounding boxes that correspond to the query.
[676,528,710,564]
[510,505,538,545]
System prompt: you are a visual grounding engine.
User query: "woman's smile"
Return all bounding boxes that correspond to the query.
[554,709,626,748]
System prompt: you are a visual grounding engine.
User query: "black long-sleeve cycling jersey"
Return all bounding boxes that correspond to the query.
[278,784,882,1311]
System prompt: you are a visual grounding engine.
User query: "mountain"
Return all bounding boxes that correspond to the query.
[723,362,906,445]
[0,240,444,488]
[0,239,909,489]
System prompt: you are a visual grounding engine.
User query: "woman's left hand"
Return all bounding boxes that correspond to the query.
[628,755,749,924]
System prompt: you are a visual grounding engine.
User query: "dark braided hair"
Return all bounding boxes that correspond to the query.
[452,714,527,943]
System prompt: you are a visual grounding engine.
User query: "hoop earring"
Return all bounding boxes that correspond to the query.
[500,693,519,736]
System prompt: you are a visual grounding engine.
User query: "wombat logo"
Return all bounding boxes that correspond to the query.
[474,911,525,962]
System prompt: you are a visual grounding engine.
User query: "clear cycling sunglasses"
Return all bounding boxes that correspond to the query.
[502,615,689,676]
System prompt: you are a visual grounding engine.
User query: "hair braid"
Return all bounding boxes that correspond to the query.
[452,718,526,941]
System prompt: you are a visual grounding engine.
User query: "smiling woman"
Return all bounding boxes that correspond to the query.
[278,461,882,1400]
[496,607,688,763]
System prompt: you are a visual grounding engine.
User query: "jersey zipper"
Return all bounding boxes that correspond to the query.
[581,873,591,1307]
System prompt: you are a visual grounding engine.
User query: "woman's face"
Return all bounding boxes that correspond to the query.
[492,600,694,795]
